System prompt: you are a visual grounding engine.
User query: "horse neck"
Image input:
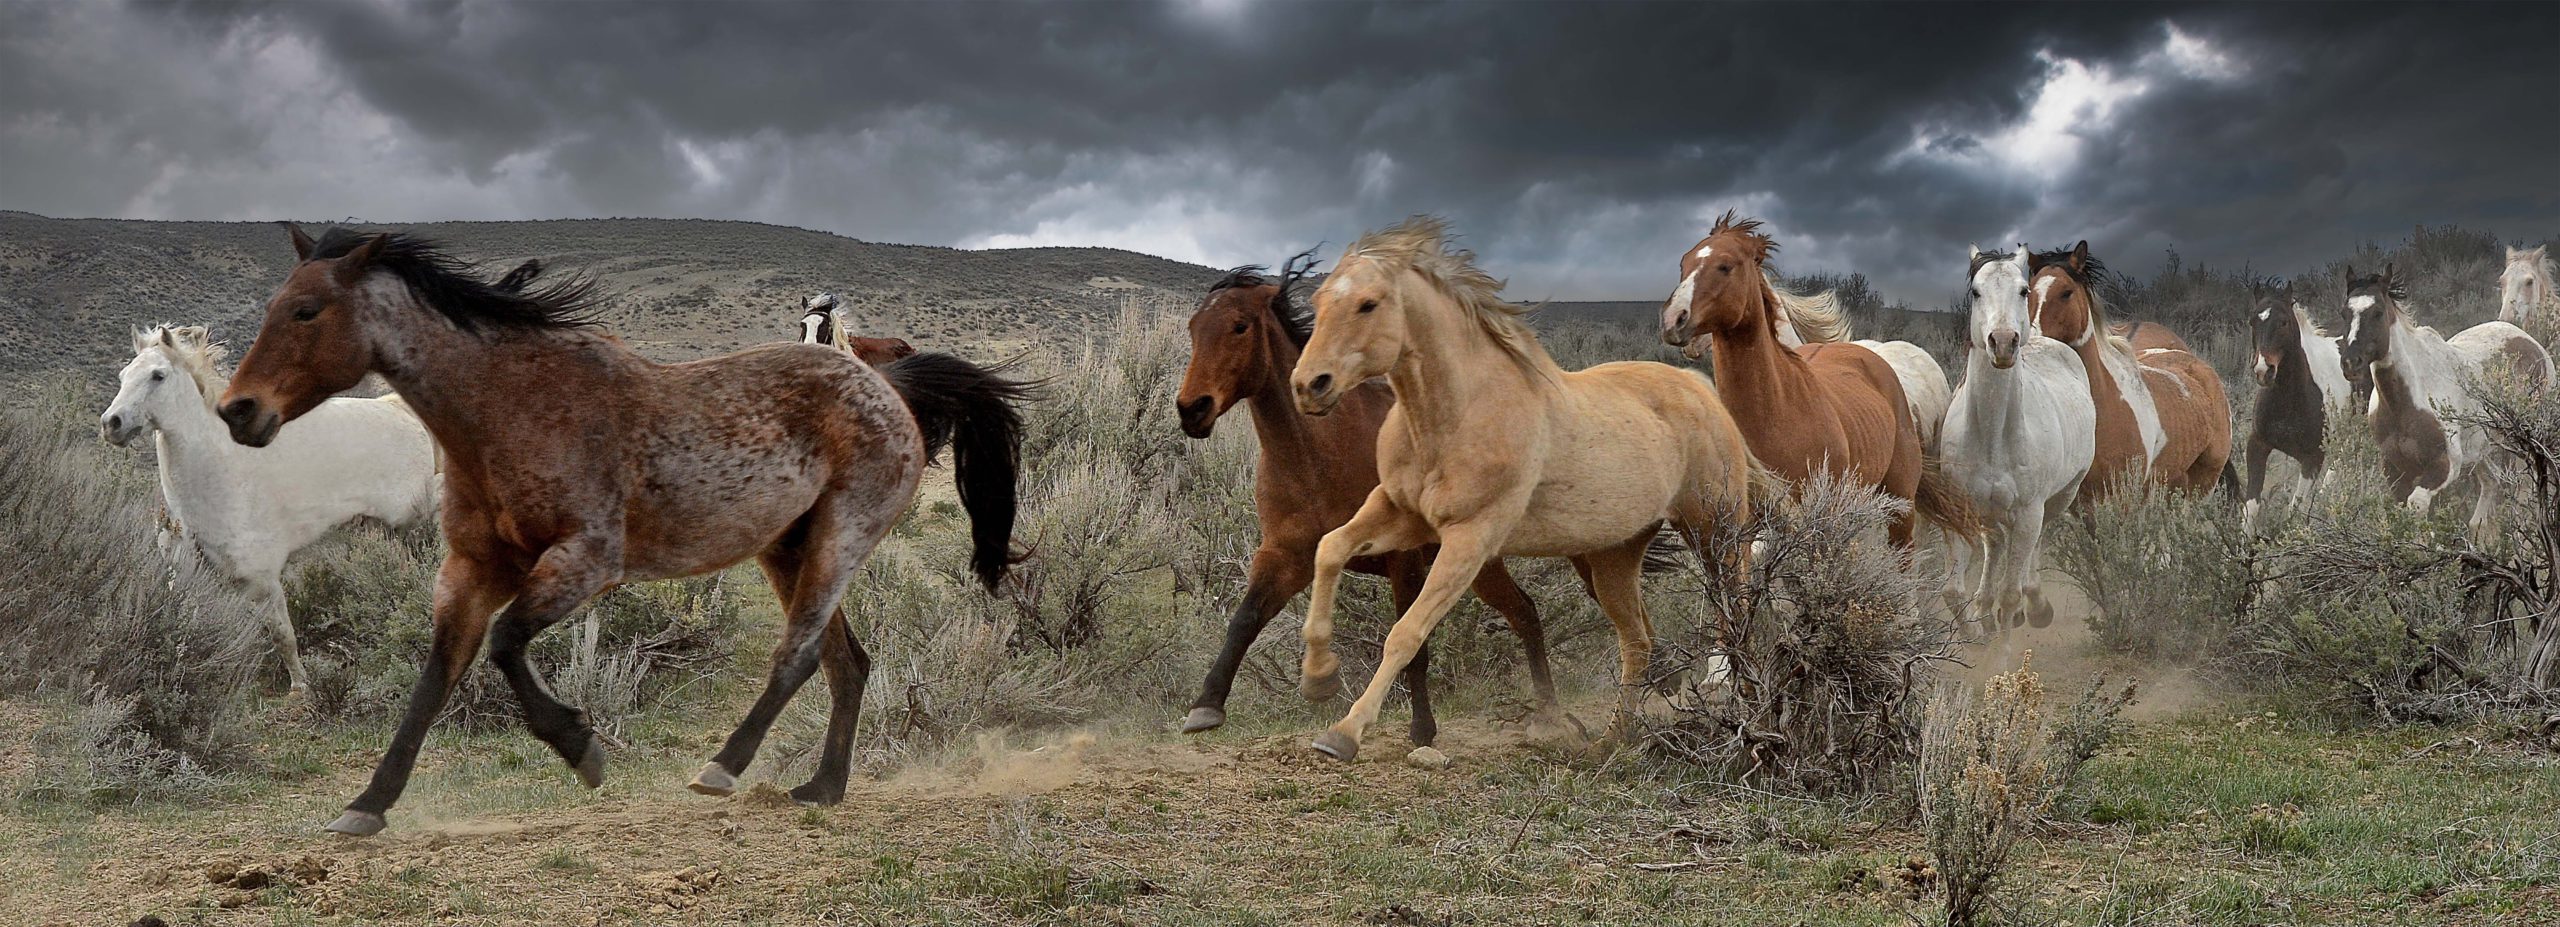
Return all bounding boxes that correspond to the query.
[1236,334,1323,451]
[1705,284,1812,412]
[1956,348,2032,441]
[1385,297,1552,443]
[369,304,612,456]
[147,382,250,531]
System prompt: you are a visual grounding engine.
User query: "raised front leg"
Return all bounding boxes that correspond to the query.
[329,556,521,836]
[484,535,623,791]
[1183,547,1311,734]
[1314,520,1495,763]
[1300,489,1429,704]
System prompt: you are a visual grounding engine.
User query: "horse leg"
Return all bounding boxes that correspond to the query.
[2468,460,2510,541]
[1312,520,1492,762]
[329,556,520,836]
[484,535,624,790]
[694,500,890,798]
[252,573,309,696]
[1387,553,1438,748]
[1940,525,1978,633]
[2017,498,2057,629]
[1301,489,1428,704]
[2241,435,2273,536]
[1184,548,1309,734]
[1467,561,1558,714]
[1581,538,1657,740]
[745,544,873,805]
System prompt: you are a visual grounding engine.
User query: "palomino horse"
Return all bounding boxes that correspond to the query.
[2027,241,2234,499]
[1659,213,1968,548]
[1173,255,1558,743]
[1767,287,1954,452]
[2503,245,2557,326]
[1940,247,2095,631]
[2338,264,2553,536]
[102,324,440,694]
[217,226,1031,835]
[800,292,918,366]
[1289,217,1755,761]
[2240,282,2355,533]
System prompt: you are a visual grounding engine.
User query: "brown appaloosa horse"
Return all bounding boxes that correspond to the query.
[2028,242,2234,499]
[1174,255,1558,745]
[218,226,1031,836]
[1658,213,1970,548]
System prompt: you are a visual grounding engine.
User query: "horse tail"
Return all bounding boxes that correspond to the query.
[2217,459,2241,501]
[880,353,1040,591]
[1914,455,1983,541]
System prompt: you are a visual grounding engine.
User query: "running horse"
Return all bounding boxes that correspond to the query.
[2027,241,2234,500]
[2337,263,2552,537]
[1939,246,2095,631]
[1658,212,1972,548]
[1173,253,1560,744]
[2239,281,2354,533]
[1290,217,1756,761]
[800,292,918,366]
[2502,245,2557,327]
[1765,284,1954,453]
[217,226,1032,835]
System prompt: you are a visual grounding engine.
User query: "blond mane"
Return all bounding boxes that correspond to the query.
[1765,273,1852,343]
[1346,216,1551,374]
[2288,301,2329,339]
[139,323,230,410]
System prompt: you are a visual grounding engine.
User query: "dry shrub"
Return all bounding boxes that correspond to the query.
[1649,473,1951,797]
[2046,473,2254,660]
[1918,657,2132,927]
[0,407,264,802]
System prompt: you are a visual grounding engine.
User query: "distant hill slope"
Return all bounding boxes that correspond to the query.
[0,212,1226,378]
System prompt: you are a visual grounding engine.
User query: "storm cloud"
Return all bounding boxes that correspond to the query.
[2,1,2551,304]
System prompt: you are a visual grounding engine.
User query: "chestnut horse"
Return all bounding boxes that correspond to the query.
[800,293,918,366]
[2240,282,2354,533]
[1767,287,1954,453]
[218,226,1031,835]
[1173,255,1557,744]
[2028,241,2234,499]
[1659,213,1969,548]
[2338,263,2552,536]
[1290,217,1755,761]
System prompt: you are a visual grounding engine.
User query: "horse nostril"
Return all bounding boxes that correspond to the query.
[1308,373,1333,396]
[217,398,254,427]
[105,414,122,433]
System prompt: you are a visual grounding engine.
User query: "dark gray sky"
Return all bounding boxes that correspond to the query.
[4,1,2552,304]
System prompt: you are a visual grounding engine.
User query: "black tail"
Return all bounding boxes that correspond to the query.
[2218,459,2241,501]
[880,353,1037,591]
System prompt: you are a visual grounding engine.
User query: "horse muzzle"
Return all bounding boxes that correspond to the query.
[1175,395,1218,439]
[1985,330,2020,369]
[99,413,142,447]
[217,397,282,448]
[1292,372,1343,417]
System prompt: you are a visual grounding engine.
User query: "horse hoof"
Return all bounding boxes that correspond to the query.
[2028,599,2055,629]
[1180,707,1226,734]
[687,762,738,797]
[787,781,844,806]
[1300,672,1342,703]
[573,733,608,789]
[1310,730,1359,762]
[323,810,387,837]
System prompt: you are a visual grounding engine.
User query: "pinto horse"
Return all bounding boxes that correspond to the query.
[2027,241,2234,499]
[2338,263,2552,536]
[1940,247,2094,631]
[1659,213,1969,548]
[1173,255,1557,744]
[1290,217,1755,761]
[217,226,1031,835]
[2240,282,2355,533]
[800,293,919,366]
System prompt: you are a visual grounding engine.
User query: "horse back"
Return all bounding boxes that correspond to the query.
[2451,321,2554,390]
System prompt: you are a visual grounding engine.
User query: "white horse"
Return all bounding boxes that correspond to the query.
[1767,281,1953,452]
[2339,267,2554,537]
[2502,245,2557,326]
[1939,247,2095,632]
[100,324,441,694]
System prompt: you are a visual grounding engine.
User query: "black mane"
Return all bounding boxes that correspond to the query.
[2345,271,2407,302]
[309,228,603,332]
[1204,248,1323,346]
[2028,245,2109,287]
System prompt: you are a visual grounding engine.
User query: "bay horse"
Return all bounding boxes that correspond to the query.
[102,324,440,695]
[2240,282,2354,533]
[216,226,1031,835]
[1289,217,1755,761]
[2028,241,2234,499]
[1767,288,1954,453]
[1173,254,1558,744]
[1940,247,2095,631]
[800,292,919,366]
[2502,245,2557,327]
[1659,213,1969,548]
[2338,263,2552,536]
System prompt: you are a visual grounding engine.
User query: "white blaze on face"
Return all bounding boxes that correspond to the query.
[800,313,828,345]
[2345,293,2374,343]
[1326,272,1355,300]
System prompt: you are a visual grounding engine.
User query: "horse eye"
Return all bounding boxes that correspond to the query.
[1358,300,1378,314]
[293,303,323,322]
[1716,265,1733,276]
[150,371,165,381]
[2018,288,2029,297]
[1231,321,1249,335]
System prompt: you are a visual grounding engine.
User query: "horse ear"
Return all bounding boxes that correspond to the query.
[334,234,392,285]
[132,326,152,354]
[1968,243,1981,261]
[2342,263,2354,282]
[2382,262,2396,284]
[286,223,317,261]
[2068,240,2090,272]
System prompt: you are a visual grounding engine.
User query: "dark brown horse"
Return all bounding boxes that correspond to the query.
[1174,256,1558,744]
[218,226,1031,836]
[1658,213,1970,548]
[2240,282,2354,532]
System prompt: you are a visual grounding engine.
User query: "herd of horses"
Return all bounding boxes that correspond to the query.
[95,221,2551,834]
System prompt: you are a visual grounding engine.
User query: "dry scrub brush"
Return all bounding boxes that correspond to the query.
[1918,657,2135,927]
[1648,473,1954,797]
[2046,471,2254,661]
[0,406,263,802]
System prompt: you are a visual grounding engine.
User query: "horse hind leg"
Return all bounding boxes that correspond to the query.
[1468,560,1558,713]
[251,574,309,696]
[1579,537,1658,741]
[1386,553,1439,748]
[694,497,894,802]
